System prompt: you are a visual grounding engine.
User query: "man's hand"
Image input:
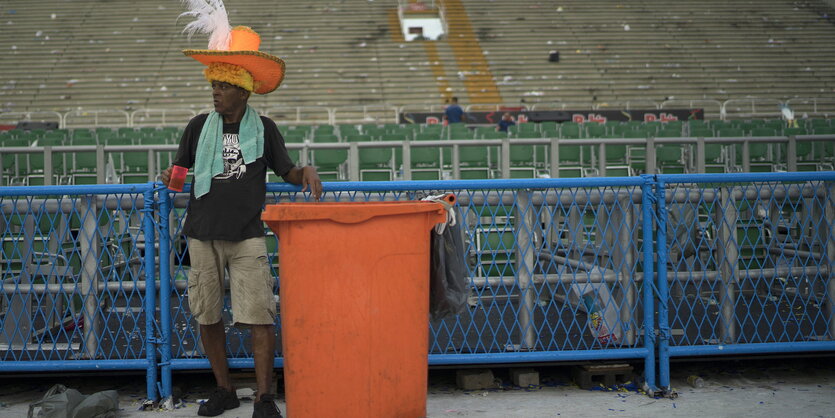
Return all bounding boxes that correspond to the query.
[301,166,323,201]
[161,166,173,187]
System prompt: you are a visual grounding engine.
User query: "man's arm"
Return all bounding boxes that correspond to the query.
[161,116,202,187]
[282,165,323,201]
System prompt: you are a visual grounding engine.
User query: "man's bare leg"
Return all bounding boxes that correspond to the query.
[251,324,276,398]
[201,321,233,391]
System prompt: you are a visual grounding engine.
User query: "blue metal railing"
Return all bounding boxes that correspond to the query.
[652,172,835,391]
[0,183,158,400]
[1,174,833,401]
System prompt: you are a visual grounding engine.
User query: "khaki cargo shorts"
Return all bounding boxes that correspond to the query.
[187,237,276,326]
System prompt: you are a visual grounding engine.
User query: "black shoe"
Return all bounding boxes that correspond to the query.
[198,387,240,417]
[252,394,282,418]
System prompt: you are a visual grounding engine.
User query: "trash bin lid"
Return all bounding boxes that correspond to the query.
[262,201,446,225]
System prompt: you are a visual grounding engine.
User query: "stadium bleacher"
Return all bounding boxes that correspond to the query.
[1,0,834,111]
[0,0,834,184]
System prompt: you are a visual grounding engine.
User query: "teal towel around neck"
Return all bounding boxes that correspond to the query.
[193,105,264,199]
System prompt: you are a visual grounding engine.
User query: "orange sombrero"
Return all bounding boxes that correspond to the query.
[183,26,285,94]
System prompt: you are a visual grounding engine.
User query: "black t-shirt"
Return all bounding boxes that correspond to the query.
[173,113,295,241]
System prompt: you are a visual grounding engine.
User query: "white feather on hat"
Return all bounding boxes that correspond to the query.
[179,0,232,50]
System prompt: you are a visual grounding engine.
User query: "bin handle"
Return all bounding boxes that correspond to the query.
[421,193,457,233]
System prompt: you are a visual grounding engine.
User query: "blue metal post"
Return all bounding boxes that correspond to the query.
[159,189,173,400]
[143,188,158,402]
[655,178,671,390]
[641,179,657,393]
[828,182,835,339]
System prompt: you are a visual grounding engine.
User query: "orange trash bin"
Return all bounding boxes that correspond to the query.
[262,200,448,418]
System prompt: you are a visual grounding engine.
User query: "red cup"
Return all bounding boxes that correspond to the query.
[168,165,187,192]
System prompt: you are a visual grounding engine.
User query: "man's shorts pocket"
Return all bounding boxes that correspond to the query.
[187,268,220,324]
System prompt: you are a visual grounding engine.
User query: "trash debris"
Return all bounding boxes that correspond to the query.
[688,375,706,388]
[160,396,176,410]
[138,399,156,411]
[235,388,255,399]
[568,283,621,344]
[589,380,644,393]
[28,384,119,418]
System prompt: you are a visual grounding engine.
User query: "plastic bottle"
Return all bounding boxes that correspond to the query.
[687,375,705,388]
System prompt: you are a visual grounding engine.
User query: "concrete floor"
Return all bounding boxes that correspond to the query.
[1,356,833,417]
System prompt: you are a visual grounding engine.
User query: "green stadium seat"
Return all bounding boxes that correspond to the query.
[312,133,339,143]
[642,121,661,135]
[410,145,442,180]
[447,123,471,140]
[559,123,590,166]
[721,127,767,172]
[459,144,491,179]
[623,130,649,174]
[344,134,372,143]
[421,124,443,135]
[415,132,442,141]
[657,126,683,138]
[748,127,774,163]
[507,138,536,178]
[282,131,307,143]
[812,126,835,162]
[661,120,683,131]
[689,127,723,172]
[657,145,685,174]
[71,129,94,143]
[473,126,498,138]
[762,119,784,130]
[687,120,709,131]
[28,136,65,184]
[808,118,832,131]
[161,127,183,143]
[68,137,99,183]
[312,148,347,180]
[381,133,407,170]
[709,120,733,130]
[539,121,558,134]
[359,146,393,181]
[585,122,606,138]
[559,122,581,138]
[314,125,336,135]
[337,124,360,138]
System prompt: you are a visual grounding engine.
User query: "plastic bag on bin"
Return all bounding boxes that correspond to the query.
[568,282,621,345]
[425,194,469,320]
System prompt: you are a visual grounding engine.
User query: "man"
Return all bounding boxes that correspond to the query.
[496,112,516,132]
[444,96,465,124]
[162,23,321,418]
